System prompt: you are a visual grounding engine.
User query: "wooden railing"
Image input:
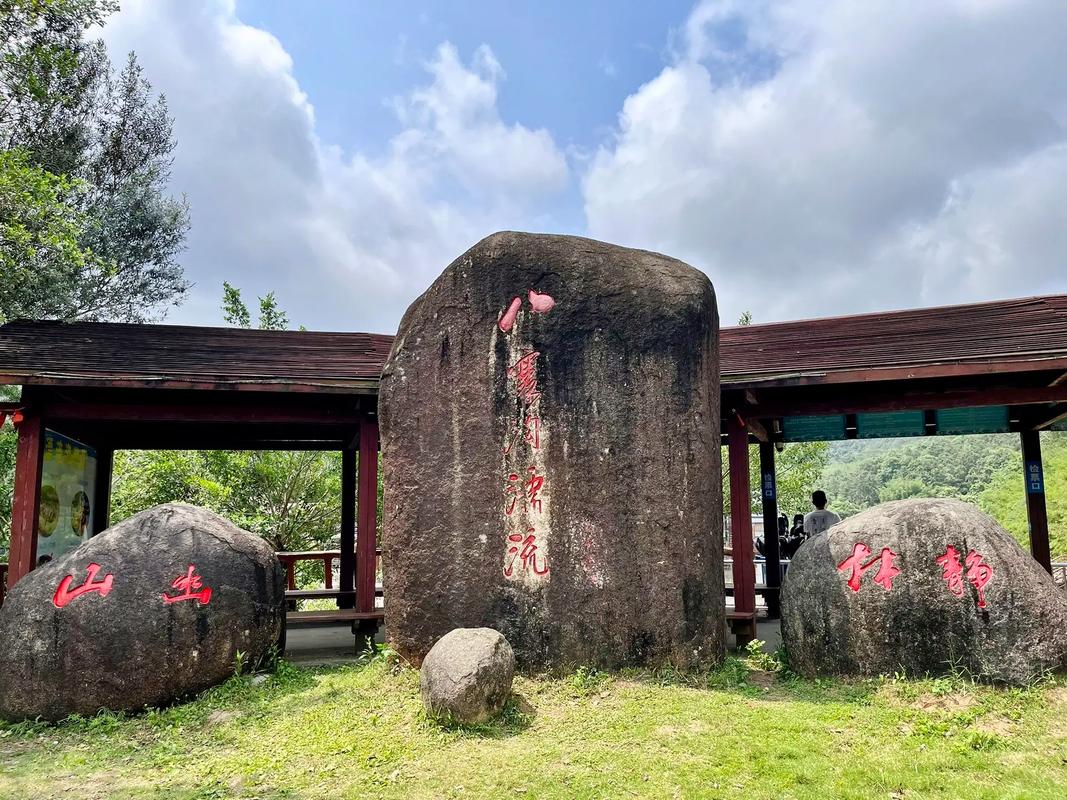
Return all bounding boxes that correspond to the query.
[276,548,384,602]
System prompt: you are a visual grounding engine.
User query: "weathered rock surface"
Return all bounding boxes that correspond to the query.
[380,231,723,669]
[420,628,516,723]
[781,499,1067,684]
[0,503,285,720]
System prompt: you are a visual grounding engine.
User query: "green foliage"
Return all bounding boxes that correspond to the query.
[722,440,830,520]
[821,434,1018,519]
[0,148,106,322]
[979,432,1067,559]
[221,280,250,328]
[1,0,189,324]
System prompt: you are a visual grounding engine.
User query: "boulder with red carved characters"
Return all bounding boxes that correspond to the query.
[781,498,1067,685]
[0,503,285,721]
[380,231,724,669]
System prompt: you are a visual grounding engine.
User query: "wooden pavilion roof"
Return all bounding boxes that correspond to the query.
[1,293,1066,394]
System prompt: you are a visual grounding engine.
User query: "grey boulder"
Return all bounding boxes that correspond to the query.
[420,628,516,724]
[781,498,1067,685]
[0,503,285,721]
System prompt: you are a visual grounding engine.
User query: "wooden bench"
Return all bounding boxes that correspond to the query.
[726,610,758,648]
[286,608,385,626]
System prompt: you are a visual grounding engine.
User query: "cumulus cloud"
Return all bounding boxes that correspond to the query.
[584,0,1067,324]
[102,0,569,331]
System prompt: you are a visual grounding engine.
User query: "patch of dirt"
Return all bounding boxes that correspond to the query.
[974,718,1014,737]
[909,692,976,714]
[205,710,239,728]
[748,671,775,690]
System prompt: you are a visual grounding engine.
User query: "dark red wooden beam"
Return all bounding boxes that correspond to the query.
[728,384,1067,419]
[722,356,1067,391]
[8,411,45,586]
[38,400,363,425]
[339,447,357,609]
[356,416,380,615]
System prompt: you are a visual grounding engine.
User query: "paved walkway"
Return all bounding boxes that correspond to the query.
[282,617,784,665]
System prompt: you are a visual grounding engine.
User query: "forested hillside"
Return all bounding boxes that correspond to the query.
[819,432,1066,560]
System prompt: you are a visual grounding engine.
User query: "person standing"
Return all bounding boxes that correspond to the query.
[803,490,841,536]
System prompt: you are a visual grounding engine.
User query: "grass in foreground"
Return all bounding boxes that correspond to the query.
[1,648,1064,800]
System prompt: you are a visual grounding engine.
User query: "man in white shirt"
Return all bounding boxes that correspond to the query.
[803,490,841,536]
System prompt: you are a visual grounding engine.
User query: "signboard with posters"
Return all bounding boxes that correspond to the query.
[36,431,97,566]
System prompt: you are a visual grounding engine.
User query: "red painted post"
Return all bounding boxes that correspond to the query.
[728,415,756,614]
[339,448,357,609]
[356,416,379,614]
[1020,430,1052,573]
[324,555,334,589]
[8,412,45,586]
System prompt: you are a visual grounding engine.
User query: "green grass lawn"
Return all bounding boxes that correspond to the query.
[1,649,1064,800]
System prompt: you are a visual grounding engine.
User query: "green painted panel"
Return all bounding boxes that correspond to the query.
[856,411,926,439]
[782,414,847,442]
[935,406,1009,435]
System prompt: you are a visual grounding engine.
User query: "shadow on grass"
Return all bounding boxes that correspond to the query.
[428,691,536,739]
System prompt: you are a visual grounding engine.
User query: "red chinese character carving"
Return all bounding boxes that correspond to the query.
[837,542,901,592]
[935,545,966,598]
[507,351,541,405]
[964,551,993,609]
[162,565,213,605]
[53,563,114,608]
[498,296,522,332]
[936,546,994,608]
[504,528,549,577]
[525,466,544,513]
[501,416,541,455]
[523,415,541,449]
[504,467,546,515]
[528,290,555,313]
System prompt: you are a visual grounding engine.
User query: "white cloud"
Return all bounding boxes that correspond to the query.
[102,0,569,332]
[584,0,1067,324]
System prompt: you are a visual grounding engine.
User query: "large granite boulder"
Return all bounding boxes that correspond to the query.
[421,628,515,724]
[0,503,285,721]
[380,231,723,669]
[781,499,1067,685]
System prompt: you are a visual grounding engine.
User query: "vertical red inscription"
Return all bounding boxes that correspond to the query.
[498,297,522,332]
[53,563,115,608]
[504,529,549,577]
[162,564,213,605]
[507,351,541,405]
[837,543,901,592]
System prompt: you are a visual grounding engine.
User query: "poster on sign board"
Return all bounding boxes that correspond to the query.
[36,431,97,565]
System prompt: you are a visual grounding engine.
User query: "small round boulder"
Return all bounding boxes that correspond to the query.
[781,498,1067,685]
[420,628,515,724]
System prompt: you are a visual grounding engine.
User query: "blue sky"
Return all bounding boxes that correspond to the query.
[101,1,1067,333]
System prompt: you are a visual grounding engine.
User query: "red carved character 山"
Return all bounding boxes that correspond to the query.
[836,542,901,592]
[162,564,213,605]
[53,563,114,608]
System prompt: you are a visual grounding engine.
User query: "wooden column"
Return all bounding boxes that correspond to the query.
[728,416,756,614]
[339,446,357,609]
[91,447,113,535]
[759,441,782,618]
[1020,430,1052,574]
[8,412,45,586]
[356,416,380,614]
